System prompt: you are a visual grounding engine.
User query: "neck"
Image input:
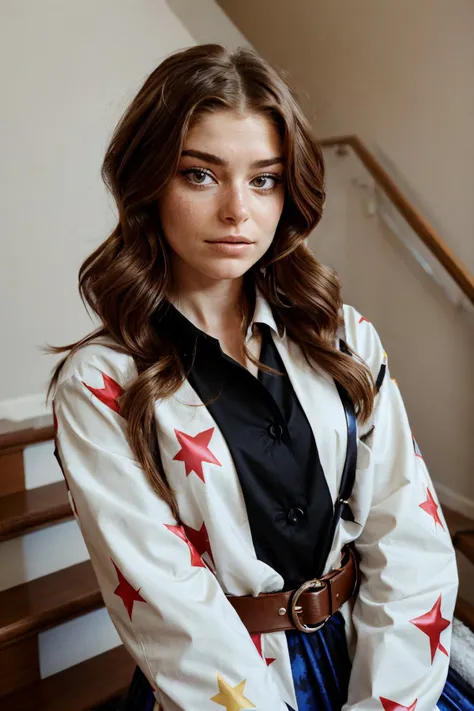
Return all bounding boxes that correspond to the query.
[170,268,247,338]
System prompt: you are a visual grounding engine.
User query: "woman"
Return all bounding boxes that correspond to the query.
[47,45,471,710]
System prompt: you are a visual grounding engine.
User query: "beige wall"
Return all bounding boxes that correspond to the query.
[216,0,474,272]
[215,1,474,513]
[316,147,474,600]
[316,148,474,509]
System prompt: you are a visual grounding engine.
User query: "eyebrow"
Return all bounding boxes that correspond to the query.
[181,149,284,169]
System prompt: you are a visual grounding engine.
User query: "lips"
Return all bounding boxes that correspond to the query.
[207,235,253,244]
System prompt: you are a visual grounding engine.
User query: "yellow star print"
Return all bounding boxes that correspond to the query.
[210,674,256,711]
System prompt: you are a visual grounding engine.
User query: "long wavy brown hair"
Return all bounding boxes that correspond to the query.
[46,44,375,521]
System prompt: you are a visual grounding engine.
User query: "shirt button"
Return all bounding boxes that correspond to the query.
[287,507,306,524]
[268,423,284,440]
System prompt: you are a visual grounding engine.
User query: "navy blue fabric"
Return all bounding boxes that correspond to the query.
[117,665,155,711]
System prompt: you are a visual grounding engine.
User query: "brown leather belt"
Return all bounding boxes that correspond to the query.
[227,547,359,635]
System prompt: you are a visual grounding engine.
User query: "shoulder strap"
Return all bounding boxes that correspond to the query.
[334,340,358,521]
[317,339,359,574]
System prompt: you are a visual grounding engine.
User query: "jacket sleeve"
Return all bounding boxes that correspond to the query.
[53,363,288,711]
[343,315,458,711]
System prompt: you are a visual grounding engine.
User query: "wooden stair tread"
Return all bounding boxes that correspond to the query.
[0,481,71,541]
[1,645,135,710]
[443,506,474,566]
[455,596,474,633]
[0,425,55,454]
[455,533,474,565]
[444,505,474,533]
[0,560,102,646]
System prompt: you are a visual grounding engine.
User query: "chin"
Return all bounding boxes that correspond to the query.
[199,258,256,282]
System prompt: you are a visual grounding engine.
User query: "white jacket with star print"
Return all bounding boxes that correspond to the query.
[52,297,458,711]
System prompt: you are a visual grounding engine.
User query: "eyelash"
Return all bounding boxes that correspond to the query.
[180,168,284,194]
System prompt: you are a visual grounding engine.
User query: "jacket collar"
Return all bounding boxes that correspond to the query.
[247,289,284,341]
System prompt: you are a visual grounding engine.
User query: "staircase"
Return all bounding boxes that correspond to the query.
[0,424,135,710]
[0,423,473,709]
[443,507,474,631]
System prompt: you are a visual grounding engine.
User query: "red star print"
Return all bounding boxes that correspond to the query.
[251,634,276,666]
[164,524,206,568]
[173,427,221,482]
[112,561,146,620]
[419,488,445,530]
[380,698,418,711]
[359,316,371,324]
[410,595,450,663]
[183,521,215,567]
[83,372,124,414]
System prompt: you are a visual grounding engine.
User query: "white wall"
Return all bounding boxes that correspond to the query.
[0,0,250,678]
[0,0,250,412]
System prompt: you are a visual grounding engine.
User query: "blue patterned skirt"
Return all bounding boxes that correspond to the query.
[285,612,474,710]
[119,612,474,710]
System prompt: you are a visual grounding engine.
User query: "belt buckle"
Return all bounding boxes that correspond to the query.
[290,578,329,634]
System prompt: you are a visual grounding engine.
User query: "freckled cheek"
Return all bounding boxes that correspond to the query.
[160,191,212,236]
[256,198,285,234]
[175,183,215,209]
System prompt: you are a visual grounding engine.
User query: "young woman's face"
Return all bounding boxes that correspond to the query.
[159,110,285,284]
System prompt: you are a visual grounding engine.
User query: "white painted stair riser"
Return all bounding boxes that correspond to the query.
[0,519,89,591]
[39,607,121,678]
[0,438,89,591]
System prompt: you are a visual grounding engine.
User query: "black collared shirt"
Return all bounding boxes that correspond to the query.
[158,302,334,590]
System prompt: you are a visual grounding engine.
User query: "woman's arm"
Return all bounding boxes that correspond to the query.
[54,358,287,711]
[343,308,458,710]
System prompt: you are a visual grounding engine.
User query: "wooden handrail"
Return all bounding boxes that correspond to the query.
[319,135,474,305]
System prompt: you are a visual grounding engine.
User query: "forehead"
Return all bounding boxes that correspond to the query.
[183,110,283,162]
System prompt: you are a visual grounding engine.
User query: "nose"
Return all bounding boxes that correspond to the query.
[218,184,250,226]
